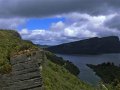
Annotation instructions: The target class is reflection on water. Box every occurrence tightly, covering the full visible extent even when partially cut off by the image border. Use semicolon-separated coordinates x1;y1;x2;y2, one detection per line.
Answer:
56;54;120;86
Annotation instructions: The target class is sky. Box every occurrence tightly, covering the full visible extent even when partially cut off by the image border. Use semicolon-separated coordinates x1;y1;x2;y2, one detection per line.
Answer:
1;0;120;45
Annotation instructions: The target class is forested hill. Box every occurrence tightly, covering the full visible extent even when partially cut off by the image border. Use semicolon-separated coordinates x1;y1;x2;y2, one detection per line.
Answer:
87;62;120;90
47;36;120;54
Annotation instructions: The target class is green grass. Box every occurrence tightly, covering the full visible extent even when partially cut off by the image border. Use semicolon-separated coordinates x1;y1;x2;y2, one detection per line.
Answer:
0;30;115;90
0;30;37;74
42;58;95;90
45;51;80;76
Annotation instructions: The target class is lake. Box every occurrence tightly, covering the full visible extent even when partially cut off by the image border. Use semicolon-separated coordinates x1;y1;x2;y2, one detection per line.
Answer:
56;53;120;86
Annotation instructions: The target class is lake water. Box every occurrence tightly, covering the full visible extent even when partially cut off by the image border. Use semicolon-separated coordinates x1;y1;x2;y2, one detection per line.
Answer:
56;54;120;86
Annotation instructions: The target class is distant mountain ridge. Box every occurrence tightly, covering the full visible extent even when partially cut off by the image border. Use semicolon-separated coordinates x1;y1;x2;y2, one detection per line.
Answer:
36;44;50;48
47;36;120;54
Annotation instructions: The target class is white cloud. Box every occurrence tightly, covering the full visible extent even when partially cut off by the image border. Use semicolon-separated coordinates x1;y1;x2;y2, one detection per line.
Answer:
51;21;65;31
19;12;120;45
19;28;29;35
0;1;120;45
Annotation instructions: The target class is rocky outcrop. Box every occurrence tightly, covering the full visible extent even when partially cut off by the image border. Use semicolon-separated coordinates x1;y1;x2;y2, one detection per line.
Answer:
0;50;43;90
47;36;120;54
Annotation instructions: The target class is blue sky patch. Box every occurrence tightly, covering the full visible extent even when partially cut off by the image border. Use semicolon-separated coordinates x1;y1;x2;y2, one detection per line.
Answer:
18;17;65;30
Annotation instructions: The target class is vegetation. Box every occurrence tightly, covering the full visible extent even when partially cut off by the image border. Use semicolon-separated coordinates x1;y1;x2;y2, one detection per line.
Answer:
87;62;120;90
45;51;80;76
42;57;95;90
1;30;117;90
47;36;120;54
0;30;95;90
0;30;37;74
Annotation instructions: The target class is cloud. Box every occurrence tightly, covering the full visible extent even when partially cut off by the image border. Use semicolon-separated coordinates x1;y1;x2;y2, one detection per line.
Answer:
19;13;120;45
0;0;120;45
105;14;120;30
0;0;120;18
51;21;65;31
0;18;26;29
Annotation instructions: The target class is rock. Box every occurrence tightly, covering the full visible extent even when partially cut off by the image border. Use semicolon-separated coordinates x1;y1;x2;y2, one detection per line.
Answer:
0;50;43;90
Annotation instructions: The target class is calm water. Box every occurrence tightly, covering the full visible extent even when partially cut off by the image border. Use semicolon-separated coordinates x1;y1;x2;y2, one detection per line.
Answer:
56;54;120;86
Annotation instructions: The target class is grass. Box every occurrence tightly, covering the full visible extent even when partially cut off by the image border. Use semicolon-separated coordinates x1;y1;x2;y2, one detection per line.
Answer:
42;58;95;90
0;30;114;90
0;30;37;74
45;51;80;76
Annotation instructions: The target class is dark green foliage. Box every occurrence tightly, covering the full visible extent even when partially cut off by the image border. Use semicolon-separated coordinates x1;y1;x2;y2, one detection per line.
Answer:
42;59;95;90
45;52;64;65
64;60;80;76
47;36;120;54
45;51;80;76
87;62;120;90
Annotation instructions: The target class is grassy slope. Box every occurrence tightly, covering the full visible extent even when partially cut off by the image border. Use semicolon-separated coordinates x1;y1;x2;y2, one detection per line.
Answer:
0;30;96;90
0;30;109;90
0;30;37;74
42;58;95;90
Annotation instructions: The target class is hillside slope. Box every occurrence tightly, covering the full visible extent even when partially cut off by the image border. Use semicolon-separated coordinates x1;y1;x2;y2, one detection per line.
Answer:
42;53;95;90
47;36;120;54
0;30;37;74
87;63;120;90
0;30;97;90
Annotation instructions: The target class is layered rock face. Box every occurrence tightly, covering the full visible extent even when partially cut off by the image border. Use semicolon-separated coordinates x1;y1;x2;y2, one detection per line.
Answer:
0;50;43;90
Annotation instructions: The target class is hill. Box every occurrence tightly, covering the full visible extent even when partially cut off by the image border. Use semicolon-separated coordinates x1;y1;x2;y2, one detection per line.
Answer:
47;36;120;54
0;30;37;74
0;30;96;90
87;62;120;90
42;51;95;90
36;44;50;48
